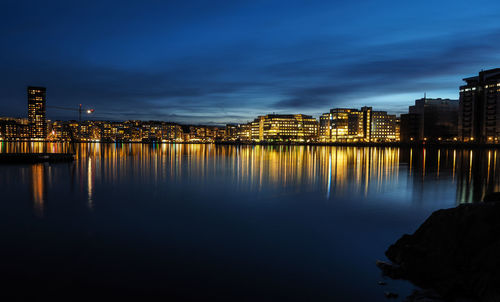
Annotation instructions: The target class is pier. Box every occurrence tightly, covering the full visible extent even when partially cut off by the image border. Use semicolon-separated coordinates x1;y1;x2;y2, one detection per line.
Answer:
0;153;75;163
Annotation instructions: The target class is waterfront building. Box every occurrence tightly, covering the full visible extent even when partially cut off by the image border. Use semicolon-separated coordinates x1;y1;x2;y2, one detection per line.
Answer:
251;114;318;142
237;123;253;141
319;113;331;141
27;86;47;140
162;123;183;142
319;108;370;142
395;117;401;141
318;106;399;142
123;120;143;142
224;124;238;141
0;118;29;140
400;113;420;142
371;111;397;142
329;108;353;142
400;97;458;142
251;120;260;141
459;68;500;143
49;121;68;141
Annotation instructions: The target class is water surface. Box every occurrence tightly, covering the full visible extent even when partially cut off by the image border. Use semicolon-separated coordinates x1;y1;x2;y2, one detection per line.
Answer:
0;143;496;301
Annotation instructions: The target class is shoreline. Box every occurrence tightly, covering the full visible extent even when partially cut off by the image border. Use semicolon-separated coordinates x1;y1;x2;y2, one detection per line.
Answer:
3;140;500;149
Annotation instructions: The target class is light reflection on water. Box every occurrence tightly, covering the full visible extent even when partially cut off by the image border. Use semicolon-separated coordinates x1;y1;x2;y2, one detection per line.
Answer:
0;142;498;300
3;143;497;212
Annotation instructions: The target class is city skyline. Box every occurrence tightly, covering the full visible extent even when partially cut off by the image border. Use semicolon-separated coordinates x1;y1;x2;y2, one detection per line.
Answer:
0;66;493;143
1;1;500;124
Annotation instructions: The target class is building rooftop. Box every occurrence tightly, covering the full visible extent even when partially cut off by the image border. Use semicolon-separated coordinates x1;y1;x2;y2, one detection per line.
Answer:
463;68;500;85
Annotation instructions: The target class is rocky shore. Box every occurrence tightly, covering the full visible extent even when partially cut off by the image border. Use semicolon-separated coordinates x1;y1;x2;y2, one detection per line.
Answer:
378;196;500;302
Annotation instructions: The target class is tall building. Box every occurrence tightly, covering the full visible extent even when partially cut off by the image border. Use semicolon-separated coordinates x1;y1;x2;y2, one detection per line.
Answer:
401;97;458;142
27;86;47;140
459;68;500;143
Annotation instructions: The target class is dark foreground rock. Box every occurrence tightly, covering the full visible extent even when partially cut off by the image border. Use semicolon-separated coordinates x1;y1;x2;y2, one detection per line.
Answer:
379;200;500;302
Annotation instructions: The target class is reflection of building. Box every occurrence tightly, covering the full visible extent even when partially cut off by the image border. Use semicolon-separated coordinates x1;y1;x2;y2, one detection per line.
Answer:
400;97;458;142
30;164;45;217
459;68;500;143
251;114;318;142
27;86;47;140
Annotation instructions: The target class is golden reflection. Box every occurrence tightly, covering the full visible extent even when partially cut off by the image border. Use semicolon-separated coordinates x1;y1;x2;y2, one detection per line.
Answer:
422;148;426;179
437;149;440;178
88;157;94;209
30;164;45;217
488;151;491;185
453;150;456;180
6;143;500;207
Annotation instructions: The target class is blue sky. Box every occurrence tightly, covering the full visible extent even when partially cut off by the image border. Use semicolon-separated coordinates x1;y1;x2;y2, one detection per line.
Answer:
1;0;500;124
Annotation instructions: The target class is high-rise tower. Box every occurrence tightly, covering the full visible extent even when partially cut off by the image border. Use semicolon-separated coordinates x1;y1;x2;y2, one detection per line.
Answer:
27;86;47;140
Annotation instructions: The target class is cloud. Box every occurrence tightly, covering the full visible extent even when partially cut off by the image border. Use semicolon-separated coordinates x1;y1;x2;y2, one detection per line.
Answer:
271;28;500;110
1;4;500;123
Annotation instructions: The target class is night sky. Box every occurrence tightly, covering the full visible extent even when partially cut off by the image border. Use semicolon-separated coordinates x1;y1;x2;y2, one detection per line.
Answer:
1;0;500;124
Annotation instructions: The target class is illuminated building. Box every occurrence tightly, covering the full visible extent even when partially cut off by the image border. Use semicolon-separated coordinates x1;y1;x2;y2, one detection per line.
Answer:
401;97;458;142
395;117;400;141
319;107;377;142
330;109;355;142
371;111;397;142
251;120;260;141
50;121;69;141
319;113;331;141
185;125;224;142
141;121;163;142
236;123;253;141
162;123;183;141
251;114;318;142
124;120;143;142
27;86;47;140
0;118;29;140
459;68;500;143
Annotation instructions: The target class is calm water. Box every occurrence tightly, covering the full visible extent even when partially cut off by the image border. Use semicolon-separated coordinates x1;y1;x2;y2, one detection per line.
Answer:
0;143;497;301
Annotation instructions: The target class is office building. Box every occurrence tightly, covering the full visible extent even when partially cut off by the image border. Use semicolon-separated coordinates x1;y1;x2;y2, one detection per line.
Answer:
400;97;458;142
27;86;47;139
371;111;397;142
251;114;318;142
319;106;397;142
459;68;500;143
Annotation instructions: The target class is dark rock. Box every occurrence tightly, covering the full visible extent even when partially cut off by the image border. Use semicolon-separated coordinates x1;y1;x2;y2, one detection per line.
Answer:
384;291;399;299
376;260;403;279
381;200;500;302
403;289;446;302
